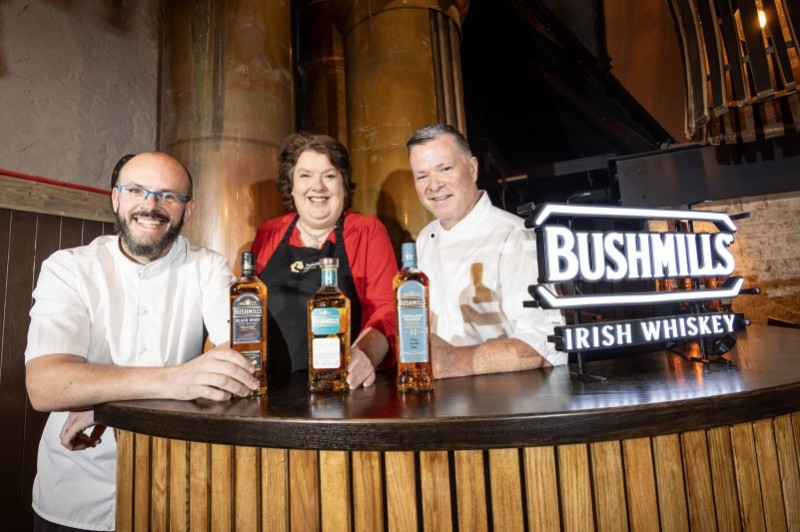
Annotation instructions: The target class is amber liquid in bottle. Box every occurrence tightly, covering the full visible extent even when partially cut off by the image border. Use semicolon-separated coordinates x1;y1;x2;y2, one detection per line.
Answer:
308;257;351;392
394;242;434;392
230;251;268;396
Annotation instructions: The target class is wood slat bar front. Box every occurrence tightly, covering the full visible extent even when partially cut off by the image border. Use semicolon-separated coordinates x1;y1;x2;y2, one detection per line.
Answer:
351;451;383;532
681;430;716;532
99;326;800;531
590;441;627;532
454;450;487;532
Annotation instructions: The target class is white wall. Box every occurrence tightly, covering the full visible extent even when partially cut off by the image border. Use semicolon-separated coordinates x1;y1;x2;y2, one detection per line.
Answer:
0;0;160;190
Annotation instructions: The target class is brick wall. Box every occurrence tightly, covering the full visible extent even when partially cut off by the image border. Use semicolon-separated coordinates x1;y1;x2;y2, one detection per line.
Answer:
700;193;800;325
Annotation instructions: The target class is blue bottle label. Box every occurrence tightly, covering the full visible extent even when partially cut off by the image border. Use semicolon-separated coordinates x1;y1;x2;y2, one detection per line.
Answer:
397;281;429;363
311;307;341;335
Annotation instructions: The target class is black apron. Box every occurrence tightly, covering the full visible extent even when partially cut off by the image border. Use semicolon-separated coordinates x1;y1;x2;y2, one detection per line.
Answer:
259;214;363;373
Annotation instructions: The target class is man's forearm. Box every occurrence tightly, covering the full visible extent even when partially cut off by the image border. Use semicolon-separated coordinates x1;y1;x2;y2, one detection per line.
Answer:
432;336;549;379
26;354;172;412
471;338;550;375
27;347;260;411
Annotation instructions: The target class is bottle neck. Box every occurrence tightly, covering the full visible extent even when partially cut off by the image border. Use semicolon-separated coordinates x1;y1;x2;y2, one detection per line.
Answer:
321;266;338;287
402;260;417;269
241;252;256;276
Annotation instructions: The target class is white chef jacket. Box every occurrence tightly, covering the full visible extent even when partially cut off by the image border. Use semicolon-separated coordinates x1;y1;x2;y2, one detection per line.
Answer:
25;234;234;530
416;192;566;366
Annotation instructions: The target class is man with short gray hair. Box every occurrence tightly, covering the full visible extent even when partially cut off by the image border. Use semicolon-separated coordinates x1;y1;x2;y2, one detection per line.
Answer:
407;124;566;378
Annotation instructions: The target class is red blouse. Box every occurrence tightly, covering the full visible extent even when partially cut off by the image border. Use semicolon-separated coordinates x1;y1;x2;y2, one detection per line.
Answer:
251;211;398;368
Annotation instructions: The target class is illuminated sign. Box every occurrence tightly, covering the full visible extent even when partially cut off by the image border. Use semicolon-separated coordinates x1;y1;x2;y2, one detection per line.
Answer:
523;203;750;355
527;203;743;310
551;312;747;352
539;227;735;282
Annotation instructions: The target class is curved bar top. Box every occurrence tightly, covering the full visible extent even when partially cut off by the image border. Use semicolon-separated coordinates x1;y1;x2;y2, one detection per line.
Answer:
95;325;800;450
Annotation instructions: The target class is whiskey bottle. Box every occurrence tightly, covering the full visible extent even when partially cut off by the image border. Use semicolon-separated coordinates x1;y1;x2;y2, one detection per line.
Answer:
394;242;434;392
308;257;351;392
230;251;268;396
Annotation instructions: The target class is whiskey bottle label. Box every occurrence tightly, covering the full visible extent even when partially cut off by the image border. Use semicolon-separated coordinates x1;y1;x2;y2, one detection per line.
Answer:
241;350;263;371
232;293;264;344
312;337;341;369
397;281;429;363
310;308;341;335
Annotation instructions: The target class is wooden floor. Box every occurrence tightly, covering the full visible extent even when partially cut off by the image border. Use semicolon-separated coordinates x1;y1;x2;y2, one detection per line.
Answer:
116;411;800;531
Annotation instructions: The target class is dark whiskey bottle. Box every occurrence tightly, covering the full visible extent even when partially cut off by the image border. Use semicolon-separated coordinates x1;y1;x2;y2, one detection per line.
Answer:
230;251;268;396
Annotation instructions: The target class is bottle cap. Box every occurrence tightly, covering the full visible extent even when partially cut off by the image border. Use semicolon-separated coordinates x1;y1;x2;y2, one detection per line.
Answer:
320;257;339;268
401;242;417;267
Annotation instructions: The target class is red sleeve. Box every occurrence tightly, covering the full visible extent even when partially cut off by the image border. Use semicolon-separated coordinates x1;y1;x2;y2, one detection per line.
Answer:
342;212;399;369
251;213;295;274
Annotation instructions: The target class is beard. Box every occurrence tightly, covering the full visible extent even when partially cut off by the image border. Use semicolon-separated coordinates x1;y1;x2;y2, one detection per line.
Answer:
114;209;185;261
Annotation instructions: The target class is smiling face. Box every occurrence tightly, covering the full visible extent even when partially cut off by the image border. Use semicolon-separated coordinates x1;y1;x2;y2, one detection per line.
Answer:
111;152;195;263
291;150;346;230
409;134;481;230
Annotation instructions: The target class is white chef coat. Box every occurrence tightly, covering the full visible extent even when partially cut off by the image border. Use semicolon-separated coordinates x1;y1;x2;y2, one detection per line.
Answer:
25;234;234;530
416;192;566;366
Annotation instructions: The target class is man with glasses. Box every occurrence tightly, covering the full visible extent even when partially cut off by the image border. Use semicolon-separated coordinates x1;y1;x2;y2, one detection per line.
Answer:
24;152;259;531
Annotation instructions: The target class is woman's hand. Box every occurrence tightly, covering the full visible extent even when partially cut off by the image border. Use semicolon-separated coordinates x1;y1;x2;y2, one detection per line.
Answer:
347;346;377;388
345;327;388;388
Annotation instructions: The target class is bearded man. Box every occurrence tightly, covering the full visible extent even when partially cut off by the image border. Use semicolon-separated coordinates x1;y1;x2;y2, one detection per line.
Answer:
24;152;259;531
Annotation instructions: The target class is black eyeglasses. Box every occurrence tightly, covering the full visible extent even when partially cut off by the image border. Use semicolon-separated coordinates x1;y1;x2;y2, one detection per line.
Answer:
115;185;191;205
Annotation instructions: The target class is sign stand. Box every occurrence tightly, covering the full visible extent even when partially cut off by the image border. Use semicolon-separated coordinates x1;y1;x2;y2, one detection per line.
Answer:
568;213;607;382
571;304;607;382
522;202;754;381
674;211;757;367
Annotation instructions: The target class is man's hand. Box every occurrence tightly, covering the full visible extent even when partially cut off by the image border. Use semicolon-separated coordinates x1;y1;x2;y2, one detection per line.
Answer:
168;345;260;401
347;346;377;388
61;409;107;451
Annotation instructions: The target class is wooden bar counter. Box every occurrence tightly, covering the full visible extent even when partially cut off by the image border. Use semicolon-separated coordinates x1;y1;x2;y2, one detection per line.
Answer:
96;325;800;530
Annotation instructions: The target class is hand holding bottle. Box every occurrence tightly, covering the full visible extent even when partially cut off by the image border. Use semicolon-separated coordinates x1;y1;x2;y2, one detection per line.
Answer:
167;346;260;401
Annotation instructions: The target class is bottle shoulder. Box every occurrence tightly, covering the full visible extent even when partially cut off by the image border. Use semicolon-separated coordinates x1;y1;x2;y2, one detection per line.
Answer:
394;268;429;284
231;274;267;295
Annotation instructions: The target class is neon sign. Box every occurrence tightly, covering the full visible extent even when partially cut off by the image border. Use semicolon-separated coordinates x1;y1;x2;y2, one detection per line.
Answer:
552;312;746;352
528;204;743;310
525;203;749;354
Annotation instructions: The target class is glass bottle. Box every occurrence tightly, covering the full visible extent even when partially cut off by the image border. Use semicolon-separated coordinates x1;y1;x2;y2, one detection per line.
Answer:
308;257;351;392
394;242;434;392
230;251;268;396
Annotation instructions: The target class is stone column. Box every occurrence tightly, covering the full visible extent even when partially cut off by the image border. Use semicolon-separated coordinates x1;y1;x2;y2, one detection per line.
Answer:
160;0;293;270
333;0;469;244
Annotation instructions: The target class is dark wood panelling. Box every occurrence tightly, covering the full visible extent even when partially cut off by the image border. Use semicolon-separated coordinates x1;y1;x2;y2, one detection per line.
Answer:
83;219;106;243
1;210;39;532
19;214;65;530
61;216;86;250
0;208;114;531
